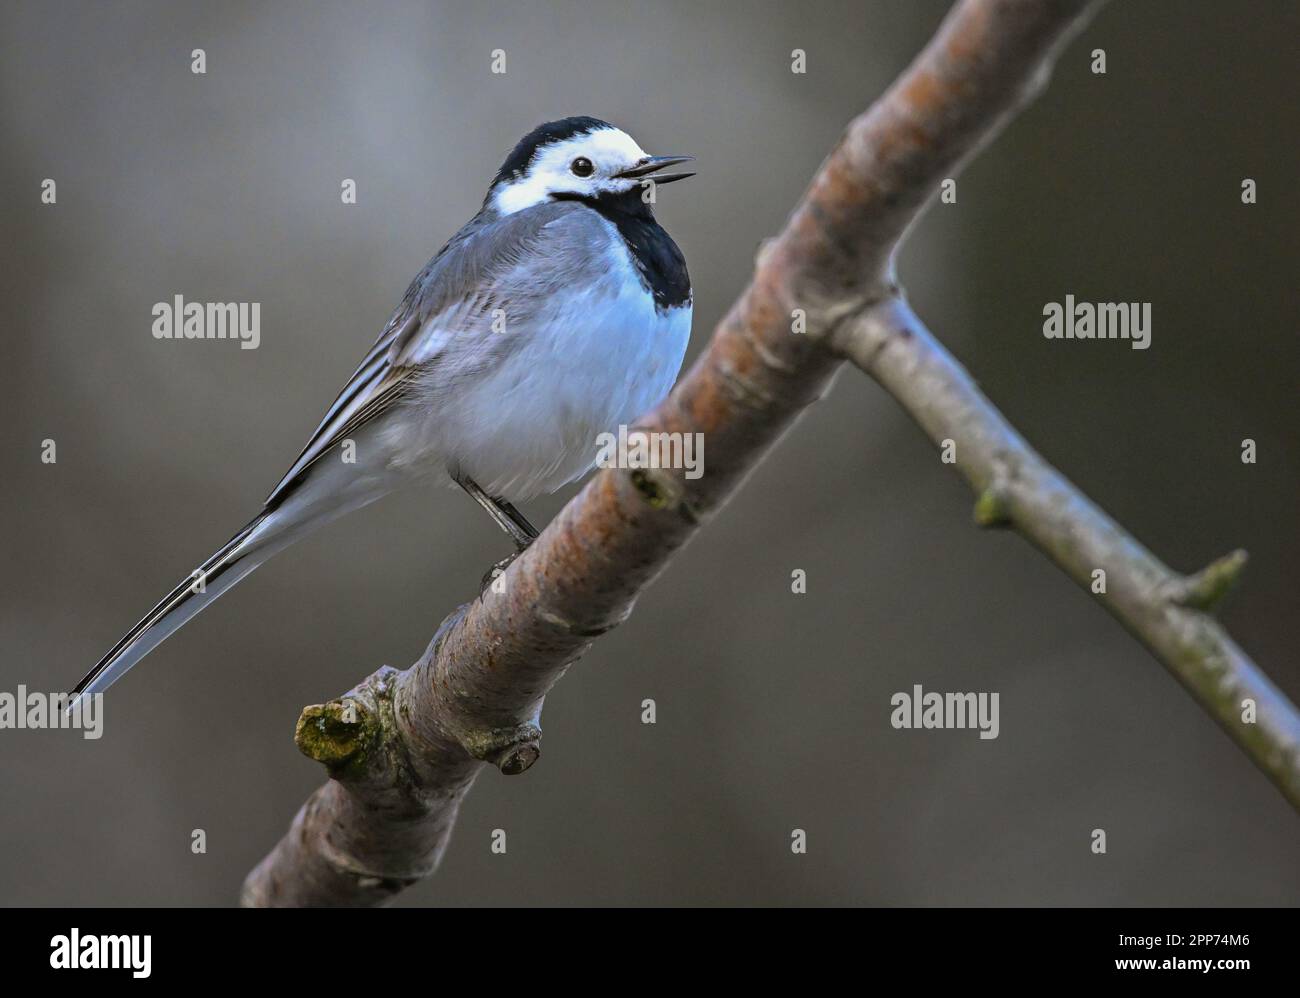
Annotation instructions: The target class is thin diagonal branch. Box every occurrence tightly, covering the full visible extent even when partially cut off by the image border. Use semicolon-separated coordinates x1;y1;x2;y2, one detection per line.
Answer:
245;0;1295;907
831;296;1300;807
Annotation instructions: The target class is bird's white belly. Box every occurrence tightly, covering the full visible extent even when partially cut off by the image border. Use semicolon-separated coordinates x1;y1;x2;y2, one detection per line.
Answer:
386;268;691;502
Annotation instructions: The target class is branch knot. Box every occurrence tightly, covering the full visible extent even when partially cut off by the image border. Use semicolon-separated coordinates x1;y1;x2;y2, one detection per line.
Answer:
459;722;544;776
1168;549;1248;613
972;481;1013;528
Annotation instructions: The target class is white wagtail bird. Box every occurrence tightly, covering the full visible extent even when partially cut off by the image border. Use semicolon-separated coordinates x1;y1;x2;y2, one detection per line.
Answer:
69;116;693;709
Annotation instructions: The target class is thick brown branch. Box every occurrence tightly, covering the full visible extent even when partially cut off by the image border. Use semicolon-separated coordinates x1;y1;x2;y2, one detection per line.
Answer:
242;0;1142;906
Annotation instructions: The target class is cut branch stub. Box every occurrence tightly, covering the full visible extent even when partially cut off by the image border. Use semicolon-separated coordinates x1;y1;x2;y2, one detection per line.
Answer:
293;667;395;776
296;701;368;772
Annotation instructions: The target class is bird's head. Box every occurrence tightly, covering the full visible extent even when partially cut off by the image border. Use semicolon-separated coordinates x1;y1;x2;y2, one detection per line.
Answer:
487;116;693;216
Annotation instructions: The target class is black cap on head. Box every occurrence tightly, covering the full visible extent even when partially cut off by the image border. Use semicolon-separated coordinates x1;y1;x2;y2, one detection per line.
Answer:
491;116;615;188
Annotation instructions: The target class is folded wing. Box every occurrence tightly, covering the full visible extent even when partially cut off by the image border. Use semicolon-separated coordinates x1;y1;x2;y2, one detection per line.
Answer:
263;202;603;509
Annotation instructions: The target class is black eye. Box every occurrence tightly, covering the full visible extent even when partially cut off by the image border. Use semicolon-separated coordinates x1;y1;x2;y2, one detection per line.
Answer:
570;157;594;178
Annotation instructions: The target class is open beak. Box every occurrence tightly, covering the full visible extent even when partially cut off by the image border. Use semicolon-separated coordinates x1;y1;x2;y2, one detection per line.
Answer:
615;155;695;185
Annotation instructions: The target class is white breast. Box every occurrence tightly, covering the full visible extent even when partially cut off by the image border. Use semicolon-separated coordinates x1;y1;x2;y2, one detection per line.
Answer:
389;220;692;502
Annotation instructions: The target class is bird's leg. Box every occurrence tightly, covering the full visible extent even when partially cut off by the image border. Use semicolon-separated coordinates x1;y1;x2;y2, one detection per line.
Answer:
479;502;540;596
494;498;540;549
455;476;538;551
456;476;539;596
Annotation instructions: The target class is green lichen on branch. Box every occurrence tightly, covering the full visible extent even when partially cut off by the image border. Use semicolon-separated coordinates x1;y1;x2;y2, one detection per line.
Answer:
293;667;398;776
295;699;369;773
630;468;673;509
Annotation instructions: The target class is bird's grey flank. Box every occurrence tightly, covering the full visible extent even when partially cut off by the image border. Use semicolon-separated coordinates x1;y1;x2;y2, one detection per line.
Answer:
67;116;694;710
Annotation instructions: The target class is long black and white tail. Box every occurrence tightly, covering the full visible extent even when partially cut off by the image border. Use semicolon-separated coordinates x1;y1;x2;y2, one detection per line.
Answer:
68;425;399;711
67;514;276;710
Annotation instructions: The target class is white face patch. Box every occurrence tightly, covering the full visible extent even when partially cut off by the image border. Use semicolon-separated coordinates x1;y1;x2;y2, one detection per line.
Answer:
492;127;650;215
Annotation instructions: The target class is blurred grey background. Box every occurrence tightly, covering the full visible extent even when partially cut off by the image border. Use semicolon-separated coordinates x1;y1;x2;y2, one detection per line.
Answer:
1;0;1296;906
